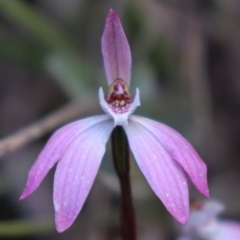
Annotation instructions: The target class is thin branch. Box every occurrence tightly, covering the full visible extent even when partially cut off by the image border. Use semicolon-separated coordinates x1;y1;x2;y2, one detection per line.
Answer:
0;95;99;159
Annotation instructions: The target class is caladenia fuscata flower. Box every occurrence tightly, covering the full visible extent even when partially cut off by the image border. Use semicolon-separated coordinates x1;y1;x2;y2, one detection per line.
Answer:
177;200;240;240
20;9;209;233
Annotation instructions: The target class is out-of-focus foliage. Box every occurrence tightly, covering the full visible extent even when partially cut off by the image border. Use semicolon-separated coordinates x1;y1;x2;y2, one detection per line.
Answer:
0;0;240;239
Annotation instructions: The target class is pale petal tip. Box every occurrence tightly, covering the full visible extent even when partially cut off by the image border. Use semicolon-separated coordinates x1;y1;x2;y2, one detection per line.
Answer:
197;171;210;197
106;9;119;26
55;214;69;233
194;181;210;198
56;224;66;233
134;88;141;107
176;213;189;225
203;187;210;198
108;9;117;18
19;186;32;200
19;193;26;201
180;218;188;225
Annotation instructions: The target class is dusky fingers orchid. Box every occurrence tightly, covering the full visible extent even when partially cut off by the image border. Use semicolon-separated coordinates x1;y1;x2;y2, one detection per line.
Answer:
20;9;209;232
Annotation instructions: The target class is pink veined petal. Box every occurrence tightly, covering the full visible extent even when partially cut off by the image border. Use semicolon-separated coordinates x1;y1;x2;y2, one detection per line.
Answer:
53;120;114;232
130;115;209;197
102;9;131;85
124;121;189;224
20;115;110;200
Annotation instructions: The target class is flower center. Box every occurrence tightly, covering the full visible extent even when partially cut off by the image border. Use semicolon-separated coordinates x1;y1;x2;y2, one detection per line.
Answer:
107;78;132;113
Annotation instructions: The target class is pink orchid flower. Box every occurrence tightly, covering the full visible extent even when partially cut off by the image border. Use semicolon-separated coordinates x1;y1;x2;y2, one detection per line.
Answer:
20;9;209;232
178;200;240;240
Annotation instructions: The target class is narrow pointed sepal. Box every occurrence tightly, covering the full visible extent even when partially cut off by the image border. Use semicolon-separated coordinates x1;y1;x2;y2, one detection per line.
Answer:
102;9;132;85
54;120;114;232
124;120;189;224
130;116;210;198
20;115;111;200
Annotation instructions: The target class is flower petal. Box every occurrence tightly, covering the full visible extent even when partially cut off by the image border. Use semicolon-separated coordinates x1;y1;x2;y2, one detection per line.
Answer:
20;115;111;200
124;121;189;224
53;120;114;232
130;115;209;197
99;87;140;126
102;9;131;85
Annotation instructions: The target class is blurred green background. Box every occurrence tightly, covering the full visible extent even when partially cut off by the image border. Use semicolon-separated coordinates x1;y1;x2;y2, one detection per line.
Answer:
0;0;240;239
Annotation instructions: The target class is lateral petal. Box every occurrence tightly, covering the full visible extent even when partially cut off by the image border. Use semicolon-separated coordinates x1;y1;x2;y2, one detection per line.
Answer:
130;115;209;197
102;9;131;85
54;120;114;232
20;115;110;199
124;121;189;224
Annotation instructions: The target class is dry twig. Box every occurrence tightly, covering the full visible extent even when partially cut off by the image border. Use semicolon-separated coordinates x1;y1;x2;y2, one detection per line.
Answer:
0;96;99;158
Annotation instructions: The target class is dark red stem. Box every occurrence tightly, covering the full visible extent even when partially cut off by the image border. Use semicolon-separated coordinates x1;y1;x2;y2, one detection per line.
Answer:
111;126;136;240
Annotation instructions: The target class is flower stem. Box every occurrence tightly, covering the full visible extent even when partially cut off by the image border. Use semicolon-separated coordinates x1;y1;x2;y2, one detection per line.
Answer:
111;126;136;240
